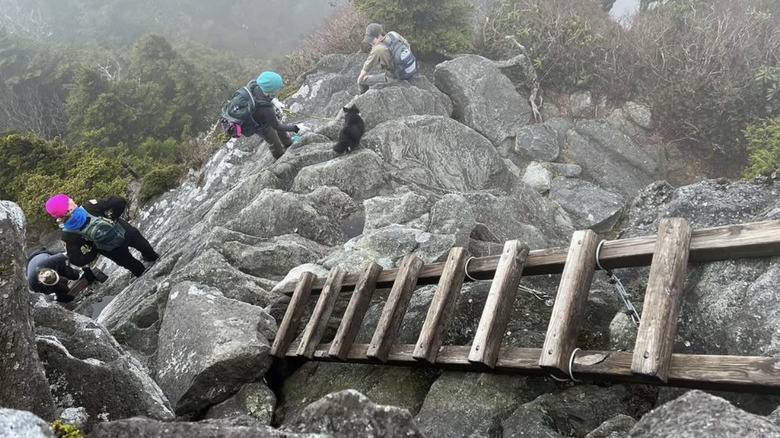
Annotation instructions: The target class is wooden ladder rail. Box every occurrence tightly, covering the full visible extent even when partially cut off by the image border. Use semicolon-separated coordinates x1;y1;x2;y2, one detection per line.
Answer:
281;220;780;295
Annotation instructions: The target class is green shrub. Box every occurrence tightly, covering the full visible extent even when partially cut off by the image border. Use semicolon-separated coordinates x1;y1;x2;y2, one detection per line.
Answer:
139;165;183;202
478;0;618;91
621;0;780;167
352;0;474;55
743;117;780;178
18;147;128;233
51;420;84;438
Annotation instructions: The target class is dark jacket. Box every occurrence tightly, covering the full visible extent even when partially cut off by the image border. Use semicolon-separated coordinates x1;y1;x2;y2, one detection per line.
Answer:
250;87;298;134
25;249;79;295
60;196;128;266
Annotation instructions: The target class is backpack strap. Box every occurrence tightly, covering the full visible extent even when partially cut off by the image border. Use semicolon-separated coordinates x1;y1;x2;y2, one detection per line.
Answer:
243;81;260;126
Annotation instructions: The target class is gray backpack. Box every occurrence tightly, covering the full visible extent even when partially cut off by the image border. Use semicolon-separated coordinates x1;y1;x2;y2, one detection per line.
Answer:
381;33;418;80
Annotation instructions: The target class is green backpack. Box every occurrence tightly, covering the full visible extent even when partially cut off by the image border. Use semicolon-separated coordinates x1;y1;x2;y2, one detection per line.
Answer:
65;212;126;251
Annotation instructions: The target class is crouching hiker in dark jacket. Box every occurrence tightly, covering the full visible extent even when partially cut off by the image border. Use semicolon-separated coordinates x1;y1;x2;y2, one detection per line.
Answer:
25;249;81;303
45;193;159;277
252;71;301;159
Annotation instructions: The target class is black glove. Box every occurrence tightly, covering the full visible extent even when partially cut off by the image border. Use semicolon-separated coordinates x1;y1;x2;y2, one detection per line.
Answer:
293;125;300;133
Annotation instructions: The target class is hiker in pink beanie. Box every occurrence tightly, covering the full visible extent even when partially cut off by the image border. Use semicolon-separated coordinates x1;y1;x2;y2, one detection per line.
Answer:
45;193;72;219
45;194;158;277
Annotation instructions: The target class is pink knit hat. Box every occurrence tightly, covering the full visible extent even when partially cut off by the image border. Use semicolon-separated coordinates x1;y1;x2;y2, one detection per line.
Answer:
45;193;71;218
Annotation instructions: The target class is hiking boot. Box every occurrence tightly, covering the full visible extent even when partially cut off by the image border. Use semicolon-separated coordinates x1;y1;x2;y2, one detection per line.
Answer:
143;252;159;262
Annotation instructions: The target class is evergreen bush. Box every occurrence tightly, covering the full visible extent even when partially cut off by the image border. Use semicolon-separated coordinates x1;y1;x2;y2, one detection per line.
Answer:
352;0;474;55
139;165;183;202
743;117;780;178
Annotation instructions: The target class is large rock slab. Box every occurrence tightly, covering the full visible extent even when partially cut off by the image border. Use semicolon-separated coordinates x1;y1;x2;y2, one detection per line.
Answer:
291;149;387;199
362;115;512;193
363;189;432;231
677;257;780;356
225;187;356;246
219;234;330;279
549;177;625;233
204;382;276;424
625;178;780;235
155;282;277;416
288;390;424;438
464;189;570;248
428;193;477;247
434;54;531;145
96;271;170;360
503;385;637;437
177;248;276;306
0;408;55;438
512;119;569;162
322;224;455;271
415;373;555;437
351;78;453;131
138;135;272;255
90;417;314;438
565;120;661;197
33;301;174;429
277;362;439;426
628;390;780;437
0;201;55;420
286;53;368;123
586;414;636;438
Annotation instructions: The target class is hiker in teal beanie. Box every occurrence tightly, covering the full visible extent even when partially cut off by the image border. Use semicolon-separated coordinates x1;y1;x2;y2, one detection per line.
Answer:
251;71;301;159
257;71;283;93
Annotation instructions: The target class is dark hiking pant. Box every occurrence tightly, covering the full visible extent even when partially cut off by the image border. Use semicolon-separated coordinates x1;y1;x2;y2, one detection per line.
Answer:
101;219;158;277
260;128;293;159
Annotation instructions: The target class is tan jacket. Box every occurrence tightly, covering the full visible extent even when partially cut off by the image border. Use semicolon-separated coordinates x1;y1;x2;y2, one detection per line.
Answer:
360;31;410;77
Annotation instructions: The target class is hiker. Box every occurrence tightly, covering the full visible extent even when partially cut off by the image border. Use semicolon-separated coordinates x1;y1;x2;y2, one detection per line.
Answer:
357;23;418;94
26;249;82;303
251;71;302;159
45;194;159;278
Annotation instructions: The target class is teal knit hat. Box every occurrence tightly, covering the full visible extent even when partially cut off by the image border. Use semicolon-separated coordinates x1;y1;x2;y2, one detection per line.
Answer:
257;71;283;93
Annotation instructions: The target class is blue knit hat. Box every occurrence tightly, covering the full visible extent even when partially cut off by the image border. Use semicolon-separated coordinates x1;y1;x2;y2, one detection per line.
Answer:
257;71;283;93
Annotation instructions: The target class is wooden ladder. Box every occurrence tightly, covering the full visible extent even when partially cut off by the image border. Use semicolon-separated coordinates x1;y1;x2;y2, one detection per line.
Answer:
271;219;780;394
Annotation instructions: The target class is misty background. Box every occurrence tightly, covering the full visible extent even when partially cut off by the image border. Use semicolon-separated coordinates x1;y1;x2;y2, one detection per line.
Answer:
0;0;346;59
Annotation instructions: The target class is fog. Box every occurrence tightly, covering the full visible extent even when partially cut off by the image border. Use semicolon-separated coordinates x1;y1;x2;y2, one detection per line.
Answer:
0;0;346;57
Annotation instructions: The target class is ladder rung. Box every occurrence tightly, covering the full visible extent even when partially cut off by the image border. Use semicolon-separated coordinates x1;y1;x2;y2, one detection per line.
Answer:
413;247;468;363
631;217;692;382
367;254;424;362
328;263;383;360
539;229;599;373
468;240;529;368
295;267;346;359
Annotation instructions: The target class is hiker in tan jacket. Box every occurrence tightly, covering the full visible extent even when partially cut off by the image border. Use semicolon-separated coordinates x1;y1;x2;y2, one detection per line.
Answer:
357;23;414;94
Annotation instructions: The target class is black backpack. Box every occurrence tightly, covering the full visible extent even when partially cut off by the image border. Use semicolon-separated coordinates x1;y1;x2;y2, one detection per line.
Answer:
221;81;260;138
64;212;126;252
381;33;418;80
